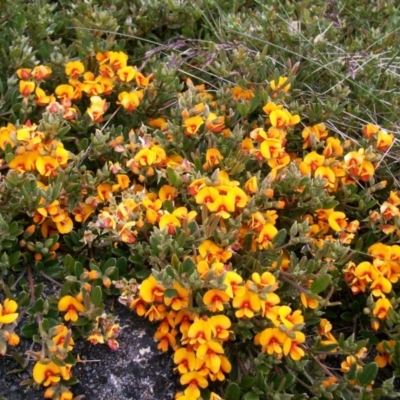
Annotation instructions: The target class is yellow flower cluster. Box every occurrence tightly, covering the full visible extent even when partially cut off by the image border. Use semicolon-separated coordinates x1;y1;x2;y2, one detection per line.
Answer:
0;299;20;356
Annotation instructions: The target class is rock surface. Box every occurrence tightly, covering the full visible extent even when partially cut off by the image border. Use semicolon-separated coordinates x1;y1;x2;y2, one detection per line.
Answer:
0;302;180;400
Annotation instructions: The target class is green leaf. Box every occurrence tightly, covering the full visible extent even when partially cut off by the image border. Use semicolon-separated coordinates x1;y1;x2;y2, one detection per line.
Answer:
272;229;287;247
273;373;295;391
224;382;241;400
90;286;103;307
310;274;331;294
241;375;254;390
135;269;151;280
358;362;378;386
164;288;178;299
243;391;260;400
21;323;38;338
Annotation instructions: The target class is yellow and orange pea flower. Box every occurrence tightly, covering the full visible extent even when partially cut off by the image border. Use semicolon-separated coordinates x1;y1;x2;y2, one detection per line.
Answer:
116;66;136;82
140;275;165;303
65;60;85;79
174;346;196;374
274;306;304;331
117;90;143;112
51;325;74;351
19;80;36;97
270;76;291;92
0;298;19;324
258;327;287;355
180;371;208;398
196;340;225;374
203;148;224;170
256;223;278;249
328;211;347;232
203;289;230;313
35;87;55;106
87;96;108;123
251;271;278;291
223;271;245;298
232;86;254;101
362;123;380;139
163;282;190;311
187;319;212;346
373;297;392;320
374;340;396;368
159;184;178;202
159;214;181;235
376;130;394;152
283;330;306;360
31;65;52;81
340;355;362;373
33;359;72;387
58;295;85;322
183;116;204;136
232;288;261;319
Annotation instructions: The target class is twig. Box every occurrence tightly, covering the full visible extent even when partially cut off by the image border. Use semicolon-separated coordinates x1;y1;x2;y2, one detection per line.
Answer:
39;271;63;288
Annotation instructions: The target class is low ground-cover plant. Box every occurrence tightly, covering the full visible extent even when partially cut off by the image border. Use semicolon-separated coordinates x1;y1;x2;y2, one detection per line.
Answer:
0;1;400;400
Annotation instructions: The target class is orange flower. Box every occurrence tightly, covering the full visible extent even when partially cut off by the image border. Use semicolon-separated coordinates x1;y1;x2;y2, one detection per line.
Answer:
164;282;190;311
65;61;85;79
354;262;379;283
374;340;396;368
187;319;212;346
203;289;230;312
180;371;208;398
33;359;61;386
260;292;281;321
244;176;258;194
204;148;224;170
19;80;35;97
31;65;52;81
35;87;55;106
159;185;178;202
195;186;220;205
183;116;204;136
270;76;291;92
373;297;392;320
117;91;142;112
159;214;181;235
97;183;113;202
87;96;108;122
340;355;362;373
36;156;59;177
51;325;74;350
208;315;231;341
174;346;196;374
376;130;394;152
8;152;38;173
328;211;347;232
256;224;278;249
140;276;165;303
154;329;176;352
251;272;278;291
55;214;73;234
370;276;392;297
0;298;19;324
232;288;261;318
207;192;236;219
116;66;136;82
275;306;304;330
196;340;225;373
223;271;245;298
58;295;85;322
283;331;305;360
16;68;31;80
260;138;282;159
258;327;287;355
362;123;380;138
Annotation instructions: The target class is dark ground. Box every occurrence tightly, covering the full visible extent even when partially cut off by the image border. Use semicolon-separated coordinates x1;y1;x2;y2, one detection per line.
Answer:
0;302;180;400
